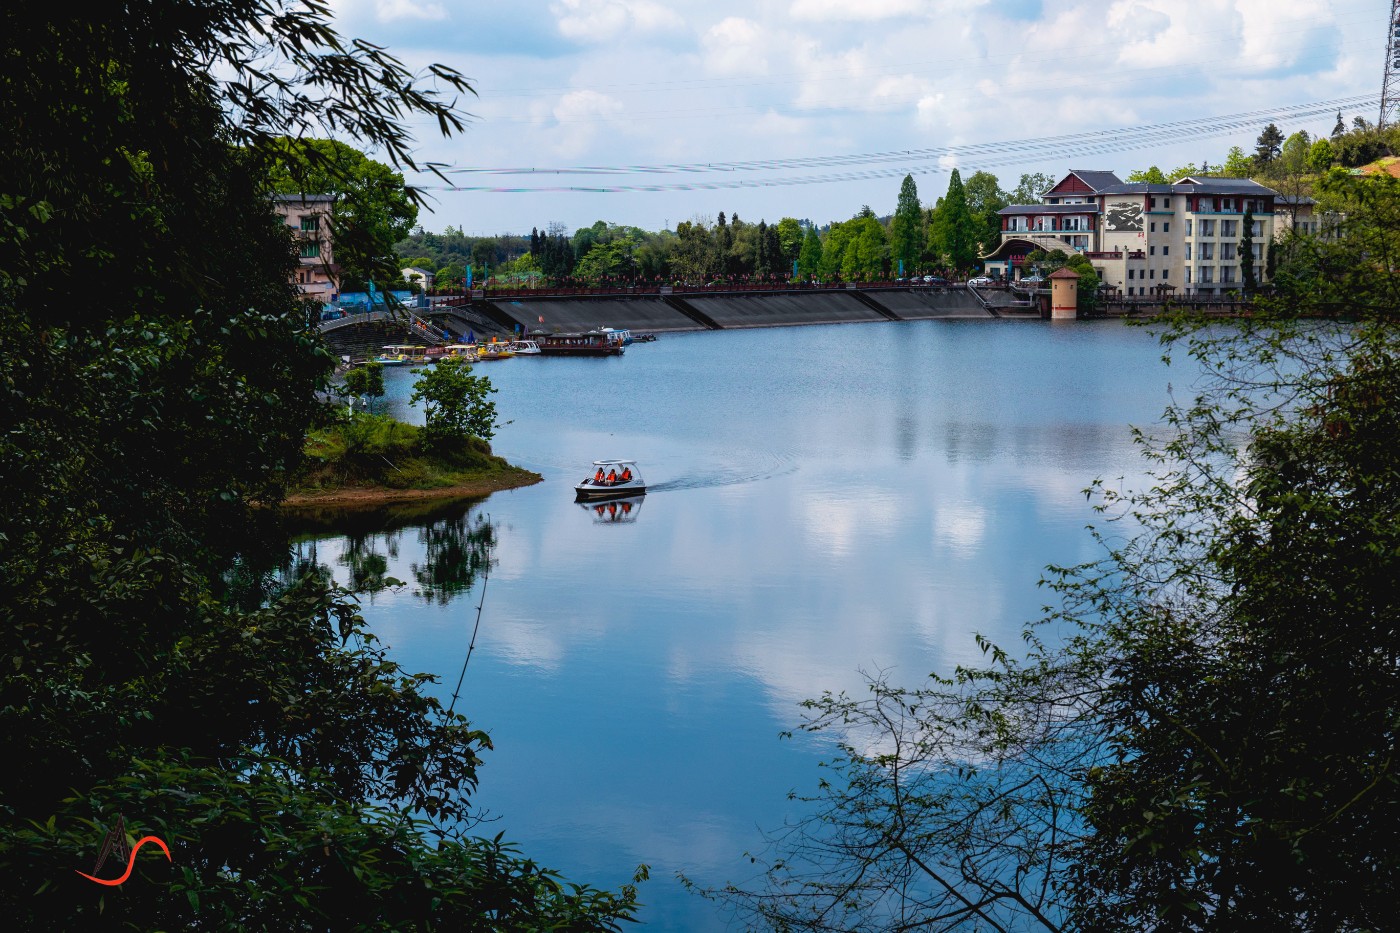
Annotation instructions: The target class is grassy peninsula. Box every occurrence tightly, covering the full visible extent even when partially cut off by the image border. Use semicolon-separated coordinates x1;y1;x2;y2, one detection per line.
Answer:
286;411;540;507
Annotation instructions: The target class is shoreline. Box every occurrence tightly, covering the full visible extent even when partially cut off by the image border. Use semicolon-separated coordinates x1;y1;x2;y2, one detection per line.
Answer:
281;469;542;509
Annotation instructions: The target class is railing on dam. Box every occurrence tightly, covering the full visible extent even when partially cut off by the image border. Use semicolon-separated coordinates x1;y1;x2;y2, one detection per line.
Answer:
425;280;968;301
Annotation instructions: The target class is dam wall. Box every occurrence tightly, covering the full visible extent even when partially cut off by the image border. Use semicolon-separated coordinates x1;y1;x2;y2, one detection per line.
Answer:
475;287;994;334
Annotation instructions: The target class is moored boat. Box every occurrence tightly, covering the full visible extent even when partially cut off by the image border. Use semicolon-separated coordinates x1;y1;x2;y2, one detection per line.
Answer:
539;331;624;356
374;344;430;366
575;460;645;500
476;337;515;361
509;339;541;355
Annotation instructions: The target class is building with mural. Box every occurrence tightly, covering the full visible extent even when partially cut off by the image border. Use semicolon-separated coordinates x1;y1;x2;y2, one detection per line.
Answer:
980;170;1300;296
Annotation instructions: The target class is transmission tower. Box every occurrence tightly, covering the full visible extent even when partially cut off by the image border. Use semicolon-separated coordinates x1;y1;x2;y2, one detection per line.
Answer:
1383;0;1400;129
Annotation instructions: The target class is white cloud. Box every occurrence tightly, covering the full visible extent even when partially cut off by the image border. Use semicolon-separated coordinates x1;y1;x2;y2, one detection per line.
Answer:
374;0;447;22
552;0;685;43
702;17;768;75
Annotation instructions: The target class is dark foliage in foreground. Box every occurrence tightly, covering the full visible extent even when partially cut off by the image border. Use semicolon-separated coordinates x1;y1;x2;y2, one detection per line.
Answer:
0;1;638;927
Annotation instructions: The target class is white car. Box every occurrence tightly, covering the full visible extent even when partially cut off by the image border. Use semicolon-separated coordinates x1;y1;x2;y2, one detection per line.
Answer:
968;276;994;286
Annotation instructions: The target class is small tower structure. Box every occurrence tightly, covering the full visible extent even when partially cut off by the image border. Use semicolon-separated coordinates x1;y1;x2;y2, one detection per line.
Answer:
1382;0;1400;130
1048;267;1080;320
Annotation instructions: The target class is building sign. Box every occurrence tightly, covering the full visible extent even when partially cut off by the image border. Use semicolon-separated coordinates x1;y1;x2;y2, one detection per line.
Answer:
1104;201;1144;232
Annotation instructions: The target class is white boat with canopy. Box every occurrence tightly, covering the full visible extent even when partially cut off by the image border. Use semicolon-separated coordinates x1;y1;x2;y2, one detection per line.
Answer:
574;459;646;500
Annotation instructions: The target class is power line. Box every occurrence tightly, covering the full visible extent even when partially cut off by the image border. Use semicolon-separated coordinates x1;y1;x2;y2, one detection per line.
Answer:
412;95;1377;193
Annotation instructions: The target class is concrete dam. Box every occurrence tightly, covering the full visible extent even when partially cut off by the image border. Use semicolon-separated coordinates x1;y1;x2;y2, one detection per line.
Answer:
477;286;998;335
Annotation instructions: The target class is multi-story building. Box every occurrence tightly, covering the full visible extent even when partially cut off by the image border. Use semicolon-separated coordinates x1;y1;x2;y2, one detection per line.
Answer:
272;193;337;304
981;170;1280;296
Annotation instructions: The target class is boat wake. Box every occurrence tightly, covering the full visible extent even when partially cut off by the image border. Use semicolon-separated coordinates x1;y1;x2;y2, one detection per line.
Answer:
646;450;798;493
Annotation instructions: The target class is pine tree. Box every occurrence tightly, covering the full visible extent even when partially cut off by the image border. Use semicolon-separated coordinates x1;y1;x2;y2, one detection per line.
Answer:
1332;110;1346;140
935;170;977;275
890;174;923;275
1255;124;1285;165
797;226;823;278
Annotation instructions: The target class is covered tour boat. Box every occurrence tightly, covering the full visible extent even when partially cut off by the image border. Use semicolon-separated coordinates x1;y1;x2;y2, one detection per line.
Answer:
539;331;625;356
575;460;646;500
375;344;430;366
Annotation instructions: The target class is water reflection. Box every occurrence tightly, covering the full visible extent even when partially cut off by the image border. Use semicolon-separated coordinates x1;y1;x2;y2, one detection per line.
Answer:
285;499;496;603
578;495;645;524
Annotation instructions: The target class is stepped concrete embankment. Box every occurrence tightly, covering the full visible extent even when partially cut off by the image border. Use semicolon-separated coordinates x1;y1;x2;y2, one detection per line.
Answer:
476;287;994;334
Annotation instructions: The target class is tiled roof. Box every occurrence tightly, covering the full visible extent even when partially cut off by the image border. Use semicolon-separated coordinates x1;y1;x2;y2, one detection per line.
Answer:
1173;176;1277;194
1068;170;1124;191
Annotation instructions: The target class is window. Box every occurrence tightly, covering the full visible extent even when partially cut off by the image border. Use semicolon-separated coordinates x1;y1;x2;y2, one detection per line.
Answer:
1164;222;1170;233
1162;269;1169;280
1186;243;1192;260
1150;245;1156;255
1201;266;1214;283
1199;242;1214;261
1163;246;1170;256
1150;222;1156;232
1128;269;1135;280
1186;267;1192;283
299;215;319;232
1222;198;1234;212
1222;267;1236;284
1149;269;1156;279
1221;220;1238;238
1186;219;1193;236
1252;221;1262;236
1200;219;1216;237
299;240;320;259
1220;243;1236;261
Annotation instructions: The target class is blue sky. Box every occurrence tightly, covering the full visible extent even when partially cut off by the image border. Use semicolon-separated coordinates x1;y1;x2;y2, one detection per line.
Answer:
325;0;1389;235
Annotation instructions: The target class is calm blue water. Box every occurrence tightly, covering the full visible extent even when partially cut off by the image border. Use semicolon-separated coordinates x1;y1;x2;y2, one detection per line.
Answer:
297;320;1184;929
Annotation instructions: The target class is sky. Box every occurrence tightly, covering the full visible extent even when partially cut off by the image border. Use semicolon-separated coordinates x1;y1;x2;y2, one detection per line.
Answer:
324;0;1390;235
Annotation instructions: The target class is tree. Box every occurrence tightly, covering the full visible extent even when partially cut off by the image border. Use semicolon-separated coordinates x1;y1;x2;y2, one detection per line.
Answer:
962;170;1008;256
797;226;823;278
1307;138;1336;173
934;170;978;275
342;360;386;412
0;1;638;927
1126;166;1168;183
706;170;1400;933
776;217;804;269
1240;208;1257;293
268;138;419;290
411;358;501;445
890;174;924;275
1332;109;1346;139
1254;122;1285;165
1009;172;1054;205
1223;145;1255;178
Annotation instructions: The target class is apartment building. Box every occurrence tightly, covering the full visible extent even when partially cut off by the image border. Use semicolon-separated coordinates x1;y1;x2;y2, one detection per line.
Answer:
981;170;1279;296
272;193;337;304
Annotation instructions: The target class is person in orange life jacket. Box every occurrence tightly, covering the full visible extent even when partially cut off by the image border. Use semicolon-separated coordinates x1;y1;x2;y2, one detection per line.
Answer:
606;469;617;484
594;467;604;484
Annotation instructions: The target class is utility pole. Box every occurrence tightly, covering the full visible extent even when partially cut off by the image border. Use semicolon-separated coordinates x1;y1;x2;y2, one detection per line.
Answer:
1382;0;1400;129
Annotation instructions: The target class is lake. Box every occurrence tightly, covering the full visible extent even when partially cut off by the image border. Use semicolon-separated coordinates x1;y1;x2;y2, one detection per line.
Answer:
294;319;1183;929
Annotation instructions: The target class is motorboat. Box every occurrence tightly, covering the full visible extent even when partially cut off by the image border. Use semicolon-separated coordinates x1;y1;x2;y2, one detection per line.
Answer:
509;339;541;355
575;459;646;500
578;495;644;524
599;327;633;347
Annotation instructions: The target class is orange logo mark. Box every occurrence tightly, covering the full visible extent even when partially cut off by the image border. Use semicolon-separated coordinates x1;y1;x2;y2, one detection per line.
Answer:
76;816;171;886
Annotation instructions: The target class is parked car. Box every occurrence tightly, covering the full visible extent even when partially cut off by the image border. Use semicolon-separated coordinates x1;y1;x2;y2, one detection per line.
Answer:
968;276;994;286
923;275;949;286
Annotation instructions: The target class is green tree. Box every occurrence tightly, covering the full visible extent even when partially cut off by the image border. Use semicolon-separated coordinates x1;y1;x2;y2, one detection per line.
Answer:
962;170;1008;256
1223;145;1255;178
1126;166;1168;183
934;169;977;275
342;360;386;413
1254;122;1285;165
411;358;500;445
776;217;804;269
1009;171;1054;205
0;1;638;928
797;225;823;278
1307;138;1336;173
269;138;420;289
890;174;924;275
